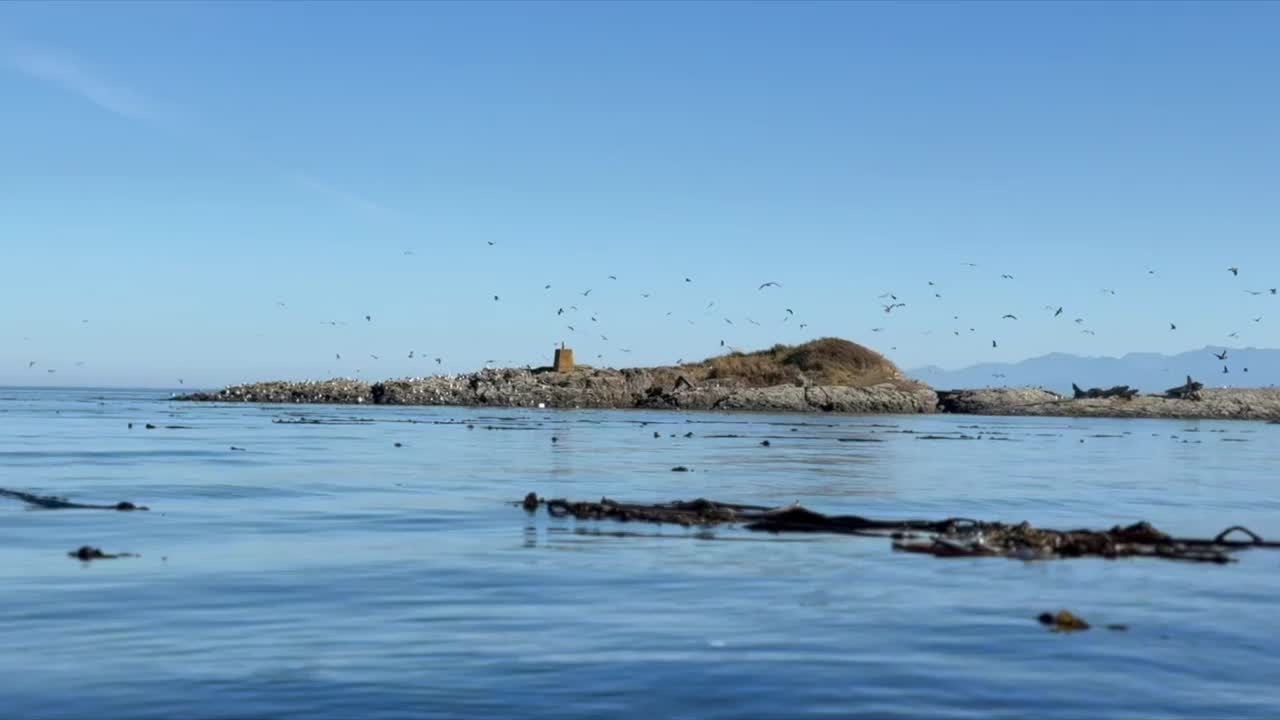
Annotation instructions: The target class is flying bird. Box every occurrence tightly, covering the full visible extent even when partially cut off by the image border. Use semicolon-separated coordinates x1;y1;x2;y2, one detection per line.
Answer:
1001;314;1018;320
758;281;782;290
1101;289;1117;295
1081;330;1096;336
544;284;552;290
1246;290;1265;296
1001;274;1014;280
1228;332;1240;339
27;361;36;368
1228;267;1239;276
557;308;564;315
724;318;734;325
1223;365;1230;374
992;340;998;348
487;241;495;246
370;354;380;360
493;295;500;301
882;303;906;314
365;315;372;322
785;308;794;315
1169;323;1177;330
608;275;617;280
684;277;692;283
435;358;442;364
582;289;592;297
1213;350;1228;360
871;327;884;332
1054;307;1063;317
1253;317;1263;323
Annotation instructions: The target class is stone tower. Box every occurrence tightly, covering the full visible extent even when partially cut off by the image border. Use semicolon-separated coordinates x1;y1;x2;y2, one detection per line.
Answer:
553;344;575;373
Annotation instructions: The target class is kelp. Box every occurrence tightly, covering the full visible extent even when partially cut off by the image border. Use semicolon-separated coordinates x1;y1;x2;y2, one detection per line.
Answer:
520;494;1277;563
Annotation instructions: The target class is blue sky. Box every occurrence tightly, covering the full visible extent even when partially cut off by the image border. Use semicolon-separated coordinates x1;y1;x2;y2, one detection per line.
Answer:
2;1;1278;387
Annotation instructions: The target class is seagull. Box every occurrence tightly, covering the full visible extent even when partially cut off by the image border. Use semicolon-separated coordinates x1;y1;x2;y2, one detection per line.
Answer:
878;292;897;300
1001;274;1013;280
582;289;592;297
487;241;495;246
27;361;36;368
544;284;552;290
1228;332;1240;339
641;293;651;298
557;308;564;315
1253;317;1263;323
758;281;782;290
1054;307;1063;317
871;327;884;332
799;323;808;329
608;275;617;280
882;303;906;314
992;340;998;348
1074;318;1085;324
1228;267;1239;276
1002;314;1018;320
493;295;500;302
601;334;608;341
1170;323;1177;330
177;378;184;385
567;325;576;332
785;308;794;315
684;277;692;283
1246;290;1265;296
435;358;442;364
365;315;372;322
370;354;380;360
336;354;341;360
620;348;632;353
1213;350;1228;360
408;351;415;359
748;318;761;326
964;262;978;267
1223;365;1230;374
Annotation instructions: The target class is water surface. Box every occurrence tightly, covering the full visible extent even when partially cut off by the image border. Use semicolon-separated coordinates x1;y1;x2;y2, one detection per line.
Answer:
2;387;1278;719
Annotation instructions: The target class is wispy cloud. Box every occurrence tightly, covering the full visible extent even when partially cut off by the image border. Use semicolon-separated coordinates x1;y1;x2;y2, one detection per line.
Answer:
8;45;401;222
289;172;401;221
9;47;168;123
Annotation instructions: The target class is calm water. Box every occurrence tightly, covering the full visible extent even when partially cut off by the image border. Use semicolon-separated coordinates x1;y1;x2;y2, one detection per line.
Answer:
2;387;1278;719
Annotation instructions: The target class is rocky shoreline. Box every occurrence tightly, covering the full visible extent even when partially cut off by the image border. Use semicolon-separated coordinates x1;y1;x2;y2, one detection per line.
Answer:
174;370;1280;420
174;367;939;415
936;387;1280;421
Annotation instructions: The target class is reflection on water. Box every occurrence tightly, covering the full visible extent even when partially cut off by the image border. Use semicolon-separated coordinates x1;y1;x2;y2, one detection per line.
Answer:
1;387;1279;719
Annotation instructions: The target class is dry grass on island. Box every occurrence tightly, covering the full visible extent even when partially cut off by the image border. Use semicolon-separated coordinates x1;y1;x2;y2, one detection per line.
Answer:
680;337;918;390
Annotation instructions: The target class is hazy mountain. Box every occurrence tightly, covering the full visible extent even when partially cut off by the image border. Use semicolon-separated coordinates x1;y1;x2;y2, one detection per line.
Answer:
909;347;1280;394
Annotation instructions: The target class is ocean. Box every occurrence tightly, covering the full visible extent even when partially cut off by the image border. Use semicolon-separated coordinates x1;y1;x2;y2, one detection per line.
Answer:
2;386;1278;719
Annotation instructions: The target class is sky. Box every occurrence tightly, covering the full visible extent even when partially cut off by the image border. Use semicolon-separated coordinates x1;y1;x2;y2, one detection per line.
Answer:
1;1;1278;388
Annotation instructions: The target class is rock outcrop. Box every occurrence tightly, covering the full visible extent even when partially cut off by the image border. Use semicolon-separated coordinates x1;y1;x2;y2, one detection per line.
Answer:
937;386;1280;421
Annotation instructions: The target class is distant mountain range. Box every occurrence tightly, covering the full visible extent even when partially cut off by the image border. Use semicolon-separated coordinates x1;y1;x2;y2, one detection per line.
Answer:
909;347;1280;394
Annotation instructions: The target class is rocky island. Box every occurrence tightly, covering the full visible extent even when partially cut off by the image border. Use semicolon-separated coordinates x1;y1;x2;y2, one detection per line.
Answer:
176;338;938;414
176;338;1280;421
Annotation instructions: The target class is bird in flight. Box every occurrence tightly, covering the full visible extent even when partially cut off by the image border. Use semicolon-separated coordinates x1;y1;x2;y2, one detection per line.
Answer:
1228;332;1240;339
335;354;341;360
785;308;794;315
964;262;978;268
799;323;808;329
758;281;782;290
1246;290;1265;296
724;318;734;325
408;351;415;359
684;277;693;283
882;303;906;314
1001;314;1018;320
1001;274;1014;280
27;361;36;368
1228;266;1239;276
435;357;442;364
992;340;998;348
878;292;898;300
1169;323;1177;330
1101;289;1117;295
1253;317;1263;323
1081;330;1096;336
1054;307;1063;317
1074;318;1085;324
493;295;500;302
365;315;372;322
871;327;884;332
747;318;760;326
567;325;575;332
557;308;564;315
487;241;496;246
1213;350;1228;360
544;284;552;290
370;354;380;360
582;289;592;297
1223;365;1230;374
640;293;651;299
608;275;617;280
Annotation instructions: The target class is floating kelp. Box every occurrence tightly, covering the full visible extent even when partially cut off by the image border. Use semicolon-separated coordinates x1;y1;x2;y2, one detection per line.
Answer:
519;494;1277;563
1;488;149;511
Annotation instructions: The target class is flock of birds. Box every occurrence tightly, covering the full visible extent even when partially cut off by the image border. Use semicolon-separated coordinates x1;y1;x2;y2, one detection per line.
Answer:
13;252;1276;384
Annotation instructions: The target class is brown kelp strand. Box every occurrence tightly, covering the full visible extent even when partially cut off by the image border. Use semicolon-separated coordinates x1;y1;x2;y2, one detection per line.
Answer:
519;494;1278;563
